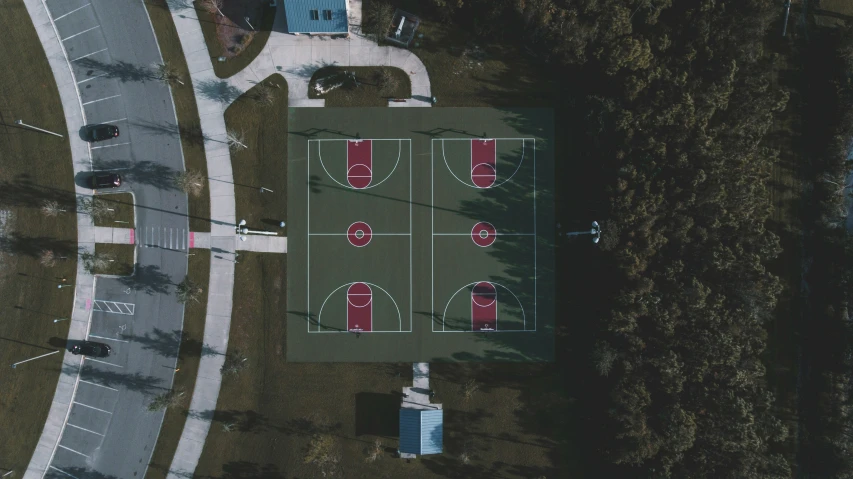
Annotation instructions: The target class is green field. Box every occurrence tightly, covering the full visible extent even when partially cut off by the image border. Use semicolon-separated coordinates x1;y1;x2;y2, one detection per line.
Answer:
287;108;554;362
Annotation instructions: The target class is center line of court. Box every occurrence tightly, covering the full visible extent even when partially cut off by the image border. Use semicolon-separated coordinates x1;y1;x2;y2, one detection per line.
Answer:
61;25;100;42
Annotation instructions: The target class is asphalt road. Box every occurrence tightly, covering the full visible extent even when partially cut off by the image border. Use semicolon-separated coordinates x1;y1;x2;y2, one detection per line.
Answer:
41;0;190;478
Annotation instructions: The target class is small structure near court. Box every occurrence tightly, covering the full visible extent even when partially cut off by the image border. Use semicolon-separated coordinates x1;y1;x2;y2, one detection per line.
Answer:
386;9;420;48
399;363;442;458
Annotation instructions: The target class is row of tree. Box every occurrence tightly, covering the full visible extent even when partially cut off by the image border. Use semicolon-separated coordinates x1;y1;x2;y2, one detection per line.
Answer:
427;0;793;476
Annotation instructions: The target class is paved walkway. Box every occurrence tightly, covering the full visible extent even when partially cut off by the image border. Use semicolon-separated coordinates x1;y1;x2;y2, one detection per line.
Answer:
90;227;287;253
165;2;431;477
22;0;97;476
402;363;441;410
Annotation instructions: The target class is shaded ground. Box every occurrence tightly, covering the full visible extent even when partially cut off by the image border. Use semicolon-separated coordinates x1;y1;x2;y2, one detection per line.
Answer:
0;1;77;473
144;0;212;232
146;250;211;479
94;243;135;276
195;0;276;78
308;66;412;106
223;74;288;227
93;192;135;227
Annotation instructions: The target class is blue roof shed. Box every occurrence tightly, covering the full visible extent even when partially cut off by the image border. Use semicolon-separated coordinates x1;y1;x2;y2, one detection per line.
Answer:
399;408;443;455
284;0;348;34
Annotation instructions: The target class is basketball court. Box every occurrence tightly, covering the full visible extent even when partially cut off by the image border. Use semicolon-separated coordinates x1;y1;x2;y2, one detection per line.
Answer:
288;108;554;362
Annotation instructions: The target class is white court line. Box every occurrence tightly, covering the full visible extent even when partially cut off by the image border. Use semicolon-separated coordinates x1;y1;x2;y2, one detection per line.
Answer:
66;423;105;436
307;141;311;332
49;465;81;479
533;138;536;331
78;379;117;391
70;47;107;62
61;25;100;41
73;401;112;414
431;139;436;331
77;72;108;84
90;142;130;150
433;233;535;236
437;137;532;141
87;334;129;343
84;357;123;368
309;138;411;142
82;94;121;106
53;3;91;21
58;444;90;458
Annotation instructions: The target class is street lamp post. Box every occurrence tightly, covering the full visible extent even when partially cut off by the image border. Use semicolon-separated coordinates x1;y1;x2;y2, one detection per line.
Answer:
11;350;59;368
15;119;63;137
565;221;601;243
54;318;68;323
245;16;255;31
57;284;72;289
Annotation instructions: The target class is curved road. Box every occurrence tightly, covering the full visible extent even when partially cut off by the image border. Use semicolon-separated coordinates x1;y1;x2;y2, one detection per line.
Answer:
36;0;189;478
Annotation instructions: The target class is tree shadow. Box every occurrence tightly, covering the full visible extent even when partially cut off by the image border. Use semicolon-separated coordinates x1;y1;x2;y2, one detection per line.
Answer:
73;363;166;395
211;409;281;434
76;58;156;83
132;119;215;148
0;233;75;258
195;461;286;479
288;127;357;139
43;466;120;479
117;264;173;295
0;174;76;209
284;60;337;80
195;79;244;104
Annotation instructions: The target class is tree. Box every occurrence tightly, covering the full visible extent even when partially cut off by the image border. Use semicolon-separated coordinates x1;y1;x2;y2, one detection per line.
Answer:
226;129;248;152
79;197;114;221
221;350;248;375
304;433;341;477
591;341;618;377
147;388;185;411
461;379;478;402
41;200;65;217
80;251;115;275
39;250;57;268
199;0;224;17
364;439;383;463
253;84;276;107
174;170;205;197
221;421;237;432
155;61;185;86
374;68;399;96
363;1;394;44
175;276;203;304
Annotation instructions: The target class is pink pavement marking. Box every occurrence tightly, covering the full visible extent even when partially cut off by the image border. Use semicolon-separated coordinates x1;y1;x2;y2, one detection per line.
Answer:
189;232;195;248
86;299;92;311
129;229;135;244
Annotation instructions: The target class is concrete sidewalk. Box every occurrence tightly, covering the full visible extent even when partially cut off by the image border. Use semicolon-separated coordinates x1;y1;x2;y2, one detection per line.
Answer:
22;0;97;477
90;227;287;253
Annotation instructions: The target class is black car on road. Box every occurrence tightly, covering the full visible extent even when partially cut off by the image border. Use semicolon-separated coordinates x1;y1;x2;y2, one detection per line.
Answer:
71;341;112;358
88;124;119;142
90;173;122;189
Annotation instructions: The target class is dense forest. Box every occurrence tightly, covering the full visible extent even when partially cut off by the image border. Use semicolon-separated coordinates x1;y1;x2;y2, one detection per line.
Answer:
431;0;809;477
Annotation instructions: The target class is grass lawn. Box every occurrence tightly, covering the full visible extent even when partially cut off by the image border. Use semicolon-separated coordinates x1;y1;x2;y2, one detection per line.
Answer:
196;1;276;79
146;250;211;479
224;74;288;227
93;192;135;227
308;66;411;106
0;0;77;473
144;0;211;232
93;243;135;276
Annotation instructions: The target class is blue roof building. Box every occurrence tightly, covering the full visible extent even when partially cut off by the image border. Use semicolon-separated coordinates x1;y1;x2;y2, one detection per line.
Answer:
399;408;443;455
283;0;348;34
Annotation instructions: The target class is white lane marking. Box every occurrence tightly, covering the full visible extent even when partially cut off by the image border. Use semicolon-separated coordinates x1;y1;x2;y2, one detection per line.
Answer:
84;357;123;368
92;300;134;315
70;47;107;62
77;72;108;84
49;466;81;479
82;94;121;106
53;3;91;21
97;117;126;125
89;142;130;150
66;423;105;436
87;334;129;343
61;25;100;42
58;444;90;458
73;401;112;414
78;379;118;391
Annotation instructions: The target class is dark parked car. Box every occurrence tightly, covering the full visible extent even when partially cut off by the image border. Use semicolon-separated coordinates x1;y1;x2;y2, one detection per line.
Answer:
71;341;112;358
88;124;119;142
90;173;122;189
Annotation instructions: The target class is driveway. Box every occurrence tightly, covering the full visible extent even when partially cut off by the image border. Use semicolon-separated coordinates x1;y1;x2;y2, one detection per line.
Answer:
38;0;190;477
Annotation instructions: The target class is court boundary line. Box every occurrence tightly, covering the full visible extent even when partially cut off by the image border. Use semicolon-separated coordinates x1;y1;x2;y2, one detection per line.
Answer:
314;138;405;191
307;138;412;333
441;281;526;333
438;138;530;190
431;137;538;332
316;281;404;333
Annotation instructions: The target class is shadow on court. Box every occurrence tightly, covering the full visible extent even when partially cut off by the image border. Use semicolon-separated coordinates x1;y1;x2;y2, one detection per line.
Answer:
355;392;400;437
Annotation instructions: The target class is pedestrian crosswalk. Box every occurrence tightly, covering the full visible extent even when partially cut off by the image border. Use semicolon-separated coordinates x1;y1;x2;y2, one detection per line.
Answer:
140;226;189;251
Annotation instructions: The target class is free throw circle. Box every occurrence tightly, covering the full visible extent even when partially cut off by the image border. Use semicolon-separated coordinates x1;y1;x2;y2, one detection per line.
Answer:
471;163;496;188
347;164;372;189
347;221;372;247
472;282;497;307
471;222;496;247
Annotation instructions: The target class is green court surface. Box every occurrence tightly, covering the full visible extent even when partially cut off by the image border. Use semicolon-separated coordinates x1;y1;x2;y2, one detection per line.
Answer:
287;108;554;362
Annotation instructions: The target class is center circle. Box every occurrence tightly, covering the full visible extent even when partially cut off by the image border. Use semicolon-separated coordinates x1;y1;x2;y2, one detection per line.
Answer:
471;221;497;247
347;221;372;247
